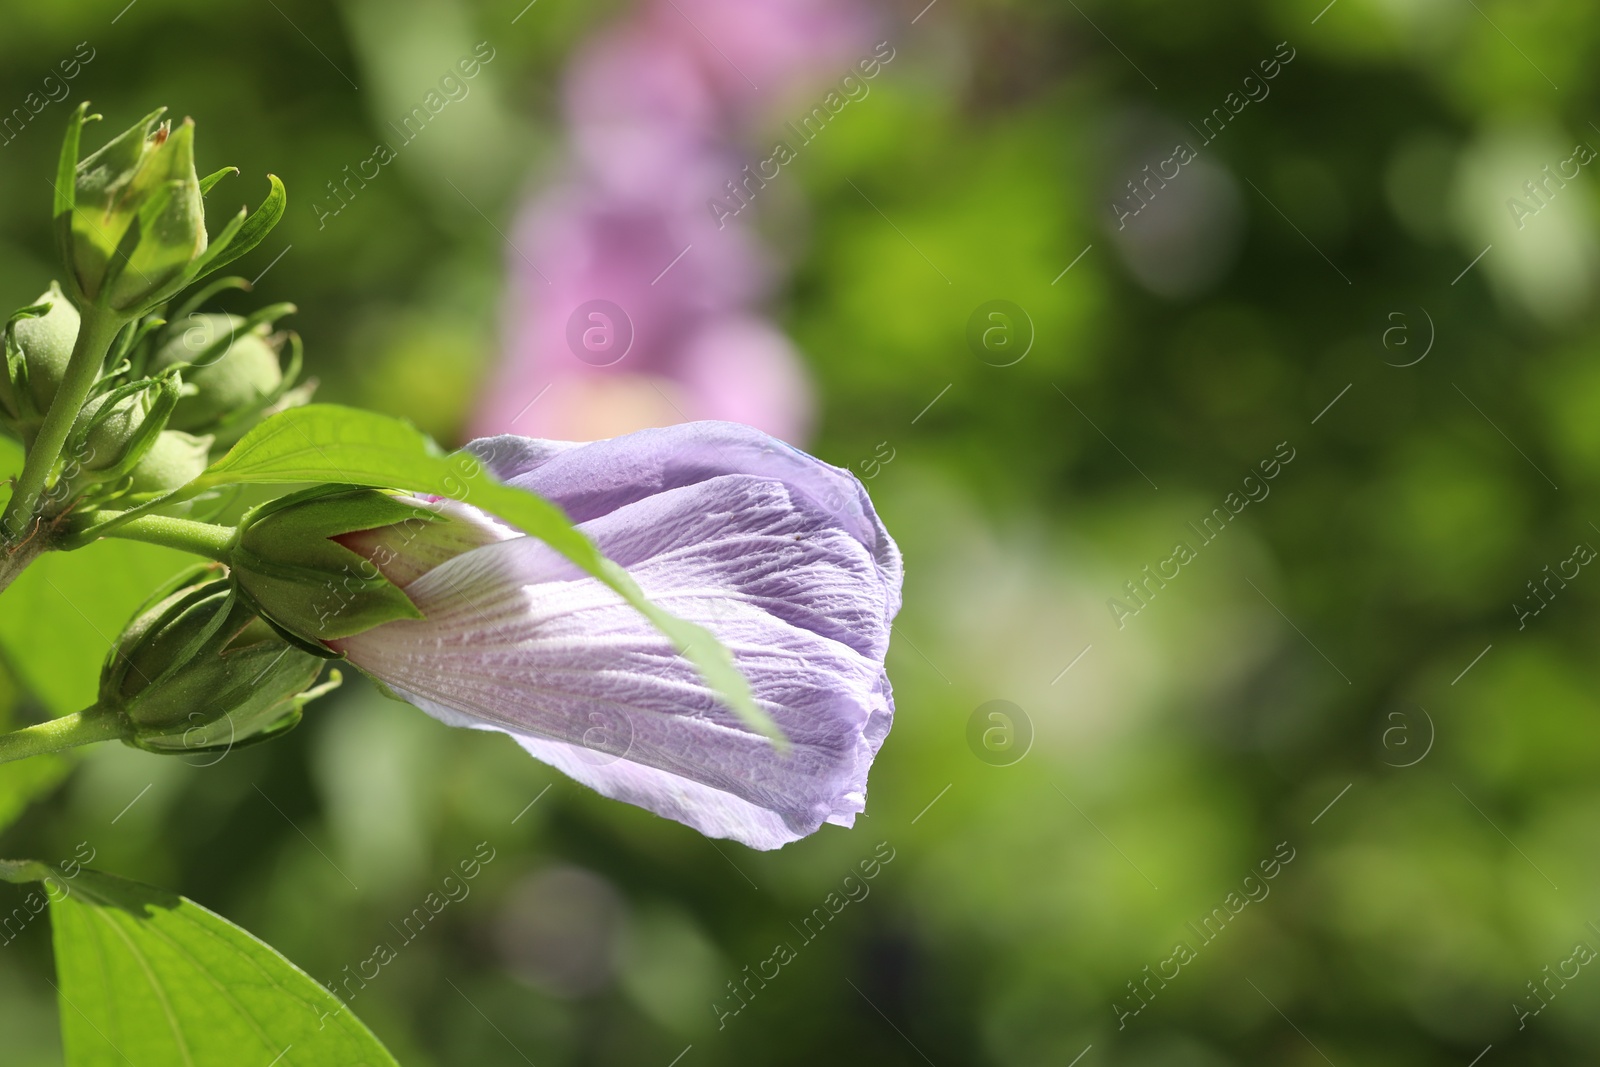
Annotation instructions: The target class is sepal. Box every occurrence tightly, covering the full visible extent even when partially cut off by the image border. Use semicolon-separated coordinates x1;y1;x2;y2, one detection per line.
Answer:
229;486;440;643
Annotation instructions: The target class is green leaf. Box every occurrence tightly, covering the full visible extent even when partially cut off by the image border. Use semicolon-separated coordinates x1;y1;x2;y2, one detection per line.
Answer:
49;867;398;1066
161;404;778;742
0;538;190;715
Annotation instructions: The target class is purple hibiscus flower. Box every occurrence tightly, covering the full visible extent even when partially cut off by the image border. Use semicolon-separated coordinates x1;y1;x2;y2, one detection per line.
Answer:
327;422;901;850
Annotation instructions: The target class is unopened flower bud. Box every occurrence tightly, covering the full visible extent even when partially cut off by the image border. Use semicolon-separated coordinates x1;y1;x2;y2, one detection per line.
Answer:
56;374;182;508
127;429;213;496
230;486;511;645
70;110;206;311
0;283;80;432
73;390;149;472
101;566;337;753
152;313;288;432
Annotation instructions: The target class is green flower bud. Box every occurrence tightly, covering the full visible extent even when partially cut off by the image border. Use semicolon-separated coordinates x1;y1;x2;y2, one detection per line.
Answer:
152;313;286;432
57;374;182;509
128;430;213;496
70;110;206;312
0;283;81;430
73;390;150;472
101;566;338;753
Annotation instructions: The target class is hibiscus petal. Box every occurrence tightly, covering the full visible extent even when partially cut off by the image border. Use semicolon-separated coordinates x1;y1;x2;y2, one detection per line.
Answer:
466;421;901;618
332;469;897;850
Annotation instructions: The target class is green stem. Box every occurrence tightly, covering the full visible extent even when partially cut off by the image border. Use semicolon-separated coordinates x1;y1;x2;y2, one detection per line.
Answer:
0;308;124;540
0;707;129;766
100;514;235;561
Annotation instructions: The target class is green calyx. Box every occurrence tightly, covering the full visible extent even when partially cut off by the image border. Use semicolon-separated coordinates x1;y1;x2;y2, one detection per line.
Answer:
101;565;338;754
56;104;288;321
70;109;206;312
230;486;442;647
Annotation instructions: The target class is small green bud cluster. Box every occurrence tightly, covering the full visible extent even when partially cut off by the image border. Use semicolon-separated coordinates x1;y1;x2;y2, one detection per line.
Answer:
6;295;313;518
0;106;305;524
0;104;347;755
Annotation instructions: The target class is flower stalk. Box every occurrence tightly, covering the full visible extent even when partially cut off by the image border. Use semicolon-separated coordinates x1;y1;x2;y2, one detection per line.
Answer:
0;707;129;766
98;514;235;561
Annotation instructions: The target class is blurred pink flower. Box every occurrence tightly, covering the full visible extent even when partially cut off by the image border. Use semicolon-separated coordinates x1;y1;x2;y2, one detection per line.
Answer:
659;0;872;108
471;0;877;447
563;26;722;201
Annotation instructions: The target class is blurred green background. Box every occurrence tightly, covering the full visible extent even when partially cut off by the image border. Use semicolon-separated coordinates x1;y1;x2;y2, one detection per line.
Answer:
3;0;1600;1063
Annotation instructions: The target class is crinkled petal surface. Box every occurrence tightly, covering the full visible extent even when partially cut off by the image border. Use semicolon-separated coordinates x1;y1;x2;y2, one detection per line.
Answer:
468;421;900;618
334;423;901;850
